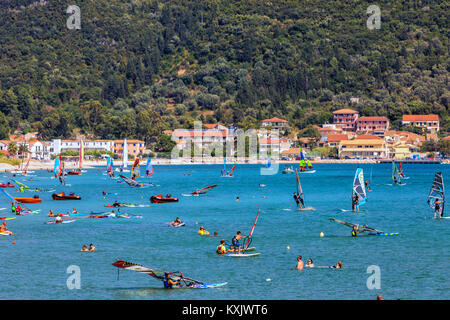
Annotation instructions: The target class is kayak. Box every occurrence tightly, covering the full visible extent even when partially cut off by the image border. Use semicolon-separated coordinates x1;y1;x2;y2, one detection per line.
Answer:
52;193;81;200
104;203;150;208
0;232;14;236
14;197;42;203
150;195;179;203
67;170;82;175
43;220;76;224
0;217;16;221
179;282;228;289
0;183;14;188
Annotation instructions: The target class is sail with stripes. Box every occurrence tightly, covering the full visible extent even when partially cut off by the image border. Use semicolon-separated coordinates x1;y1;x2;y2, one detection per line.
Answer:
243;209;260;250
427;172;445;217
79;140;84;169
392;161;402;184
146;157;153;177
352;168;367;206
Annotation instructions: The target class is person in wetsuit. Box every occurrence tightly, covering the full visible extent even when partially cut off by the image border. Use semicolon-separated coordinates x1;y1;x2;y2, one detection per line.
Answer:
434;198;443;218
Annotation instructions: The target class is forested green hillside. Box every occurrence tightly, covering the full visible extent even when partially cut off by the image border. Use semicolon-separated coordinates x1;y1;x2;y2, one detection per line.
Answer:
0;0;448;142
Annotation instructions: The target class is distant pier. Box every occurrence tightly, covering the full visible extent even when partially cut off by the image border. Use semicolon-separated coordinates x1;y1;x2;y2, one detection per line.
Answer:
377;159;442;164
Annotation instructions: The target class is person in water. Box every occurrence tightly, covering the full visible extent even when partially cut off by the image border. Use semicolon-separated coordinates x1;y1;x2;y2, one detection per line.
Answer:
169;217;182;227
55;216;63;224
216;240;234;255
365;180;371;192
10;202;15;214
305;258;314;268
296;256;304;271
102;190;107;196
393;175;398;185
433;198;443;218
112;201;121;207
231;231;246;254
351;225;364;237
72;208;78;214
198;226;209;235
0;222;13;235
15;205;23;215
331;261;343;269
81;245;89;252
236;196;240;202
163;273;179;289
209;232;218;237
88;244;96;251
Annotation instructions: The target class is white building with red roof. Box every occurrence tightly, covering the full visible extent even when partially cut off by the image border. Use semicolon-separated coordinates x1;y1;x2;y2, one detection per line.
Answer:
402;114;440;133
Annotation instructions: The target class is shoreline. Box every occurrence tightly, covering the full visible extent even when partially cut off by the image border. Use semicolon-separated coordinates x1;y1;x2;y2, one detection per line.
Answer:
1;158;447;171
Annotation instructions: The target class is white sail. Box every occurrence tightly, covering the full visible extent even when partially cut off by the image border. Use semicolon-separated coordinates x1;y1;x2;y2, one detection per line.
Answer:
427;172;445;217
123;138;128;168
353;168;367;206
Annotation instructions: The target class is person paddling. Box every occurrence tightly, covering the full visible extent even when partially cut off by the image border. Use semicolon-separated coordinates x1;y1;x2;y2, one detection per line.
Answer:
0;222;13;235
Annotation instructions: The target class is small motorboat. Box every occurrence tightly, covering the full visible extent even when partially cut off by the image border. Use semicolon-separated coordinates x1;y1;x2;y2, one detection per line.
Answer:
14;195;42;203
150;194;179;203
282;166;294;174
67;170;82;175
52;192;81;200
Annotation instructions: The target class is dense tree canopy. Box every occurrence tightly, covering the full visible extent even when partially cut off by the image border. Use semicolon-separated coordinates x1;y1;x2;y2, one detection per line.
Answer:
0;0;448;143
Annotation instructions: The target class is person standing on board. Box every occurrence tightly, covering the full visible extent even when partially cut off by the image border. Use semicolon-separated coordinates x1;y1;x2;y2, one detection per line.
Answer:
231;231;246;254
434;199;443;218
352;193;359;212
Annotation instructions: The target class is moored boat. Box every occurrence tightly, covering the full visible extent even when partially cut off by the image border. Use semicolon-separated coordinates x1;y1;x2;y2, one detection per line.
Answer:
150;194;179;203
52;192;81;200
14;196;42;203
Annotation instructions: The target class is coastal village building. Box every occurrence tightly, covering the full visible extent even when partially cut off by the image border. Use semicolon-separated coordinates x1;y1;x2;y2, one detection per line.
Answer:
338;139;388;159
52;139;114;155
258;138;291;155
261;117;288;133
113;140;145;158
332;109;359;131
401;115;440;133
326;134;349;148
355;116;390;135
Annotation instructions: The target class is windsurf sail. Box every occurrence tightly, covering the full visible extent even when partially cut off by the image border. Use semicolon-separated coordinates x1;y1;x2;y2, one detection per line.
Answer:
13;180;29;190
122;138;128;169
229;165;235;176
427;172;445;217
22;156;31;174
329;218;383;233
54;157;61;178
392;161;402;184
119;175;142;187
243;209;260;250
399;162;405;178
106;156;112;175
299;147;313;170
79;139;84;169
112;260;204;287
352;168;367;206
1;189;17;204
296;169;306;207
146;157;153;177
265;157;271;168
191;184;218;195
130;158;140;180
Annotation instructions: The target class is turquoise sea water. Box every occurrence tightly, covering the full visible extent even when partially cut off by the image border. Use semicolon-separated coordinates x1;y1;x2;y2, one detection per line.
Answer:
0;163;449;300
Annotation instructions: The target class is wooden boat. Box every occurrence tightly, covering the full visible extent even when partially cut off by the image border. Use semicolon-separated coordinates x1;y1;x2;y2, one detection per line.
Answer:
52;192;81;200
14;196;42;203
150;194;179;203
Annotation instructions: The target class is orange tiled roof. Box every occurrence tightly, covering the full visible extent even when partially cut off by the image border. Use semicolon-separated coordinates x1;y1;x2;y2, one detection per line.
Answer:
355;134;382;140
332;108;358;114
327;134;349;142
402;114;439;122
262;117;287;123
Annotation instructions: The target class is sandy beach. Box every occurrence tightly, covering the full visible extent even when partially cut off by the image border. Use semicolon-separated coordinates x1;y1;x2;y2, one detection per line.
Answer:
2;157;433;172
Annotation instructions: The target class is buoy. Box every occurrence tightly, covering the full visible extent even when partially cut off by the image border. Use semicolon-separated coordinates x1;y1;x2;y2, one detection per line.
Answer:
320;232;324;237
286;246;290;250
266;278;271;282
12;241;16;245
195;222;198;224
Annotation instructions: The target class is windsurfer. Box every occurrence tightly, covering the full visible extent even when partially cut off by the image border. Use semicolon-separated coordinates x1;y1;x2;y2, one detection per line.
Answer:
231;231;246;254
434;198;442;218
351;225;364;237
352;193;359;212
163;273;179;289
